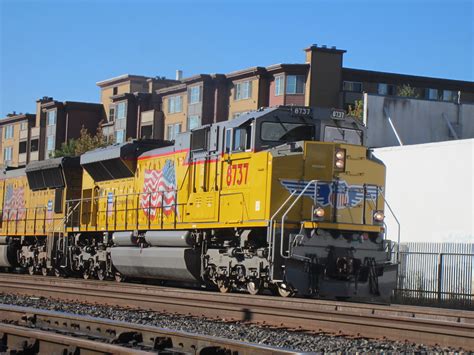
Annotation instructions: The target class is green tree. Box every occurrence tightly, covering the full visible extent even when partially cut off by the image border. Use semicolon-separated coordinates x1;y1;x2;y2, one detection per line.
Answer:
347;100;363;120
54;124;111;158
397;84;419;98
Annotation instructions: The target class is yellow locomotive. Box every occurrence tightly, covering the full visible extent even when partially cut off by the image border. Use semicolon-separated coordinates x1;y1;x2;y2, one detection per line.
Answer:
0;106;396;300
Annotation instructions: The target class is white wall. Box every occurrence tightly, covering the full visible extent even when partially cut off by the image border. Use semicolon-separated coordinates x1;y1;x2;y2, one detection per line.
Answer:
365;94;474;148
373;139;473;243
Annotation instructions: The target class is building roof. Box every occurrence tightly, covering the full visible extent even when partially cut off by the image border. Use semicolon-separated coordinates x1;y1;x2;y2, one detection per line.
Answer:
96;74;153;87
0;113;35;126
343;68;474;91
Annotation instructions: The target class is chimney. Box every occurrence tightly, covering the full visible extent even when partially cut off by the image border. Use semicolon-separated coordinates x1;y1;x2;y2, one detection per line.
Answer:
176;70;183;81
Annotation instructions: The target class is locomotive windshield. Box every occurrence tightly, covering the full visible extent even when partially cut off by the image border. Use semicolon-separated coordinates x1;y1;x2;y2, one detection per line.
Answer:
324;126;362;145
260;121;314;143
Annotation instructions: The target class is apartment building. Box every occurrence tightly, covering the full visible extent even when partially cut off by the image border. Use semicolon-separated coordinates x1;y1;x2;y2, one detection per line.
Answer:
157;74;228;140
96;74;178;142
0;113;36;168
37;98;103;159
89;44;474;142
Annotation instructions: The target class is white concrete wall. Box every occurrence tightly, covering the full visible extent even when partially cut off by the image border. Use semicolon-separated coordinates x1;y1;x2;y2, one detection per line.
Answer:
373;139;473;243
365;94;474;148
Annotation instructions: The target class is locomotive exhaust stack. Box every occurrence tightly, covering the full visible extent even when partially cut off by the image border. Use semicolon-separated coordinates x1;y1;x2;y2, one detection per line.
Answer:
0;105;396;302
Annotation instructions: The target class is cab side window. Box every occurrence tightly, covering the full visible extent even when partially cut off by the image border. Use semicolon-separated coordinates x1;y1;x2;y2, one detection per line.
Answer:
232;125;252;152
224;129;232;153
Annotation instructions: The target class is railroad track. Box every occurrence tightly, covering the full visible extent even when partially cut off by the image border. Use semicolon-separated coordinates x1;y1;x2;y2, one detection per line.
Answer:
0;304;302;354
0;273;473;351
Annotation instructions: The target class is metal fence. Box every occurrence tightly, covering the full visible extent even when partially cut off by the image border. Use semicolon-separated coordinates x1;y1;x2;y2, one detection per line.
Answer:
393;243;474;310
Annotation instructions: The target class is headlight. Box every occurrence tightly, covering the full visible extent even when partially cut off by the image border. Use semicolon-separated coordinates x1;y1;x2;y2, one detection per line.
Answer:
335;148;346;170
373;211;385;223
314;207;325;219
335;150;345;160
335;160;345;169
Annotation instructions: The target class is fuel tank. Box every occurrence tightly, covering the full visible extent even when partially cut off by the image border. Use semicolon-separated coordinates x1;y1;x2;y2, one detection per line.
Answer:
110;247;201;282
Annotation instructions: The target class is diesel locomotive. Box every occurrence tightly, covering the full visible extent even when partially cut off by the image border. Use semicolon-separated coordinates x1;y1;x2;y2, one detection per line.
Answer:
0;106;397;301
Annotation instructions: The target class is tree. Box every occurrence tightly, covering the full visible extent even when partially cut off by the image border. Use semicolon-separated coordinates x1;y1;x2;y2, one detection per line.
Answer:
347;100;363;120
54;123;111;158
397;84;419;98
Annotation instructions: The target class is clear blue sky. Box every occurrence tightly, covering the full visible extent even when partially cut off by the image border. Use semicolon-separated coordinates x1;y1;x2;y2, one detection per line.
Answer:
0;0;473;117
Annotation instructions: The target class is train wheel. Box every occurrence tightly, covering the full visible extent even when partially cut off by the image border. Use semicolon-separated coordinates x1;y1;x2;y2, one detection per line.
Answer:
114;272;125;282
28;266;35;276
277;283;294;298
41;267;49;276
97;268;106;281
54;268;62;277
246;279;262;295
217;279;231;293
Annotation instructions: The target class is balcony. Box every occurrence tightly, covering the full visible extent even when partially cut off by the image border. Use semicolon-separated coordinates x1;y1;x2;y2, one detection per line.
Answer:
19;153;27;165
30;127;40;138
30;151;39;161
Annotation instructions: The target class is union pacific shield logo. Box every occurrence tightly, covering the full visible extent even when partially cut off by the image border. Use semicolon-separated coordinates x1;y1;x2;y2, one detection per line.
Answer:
280;179;379;209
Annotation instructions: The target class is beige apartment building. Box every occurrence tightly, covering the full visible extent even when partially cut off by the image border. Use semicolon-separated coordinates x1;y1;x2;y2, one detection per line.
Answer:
0;113;36;168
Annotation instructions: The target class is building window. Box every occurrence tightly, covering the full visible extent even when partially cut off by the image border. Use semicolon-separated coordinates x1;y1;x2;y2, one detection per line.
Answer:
140;125;153;139
442;90;458;102
47;135;55;153
286;75;305;94
3;147;12;163
275;75;284;96
378;83;395;96
20;122;28;131
115;130;125;143
4;125;13;139
188;86;202;104
30;139;39;152
19;141;27;154
113;87;118;95
425;88;439;100
234;80;252;100
47;110;57;126
167;123;181;140
343;81;363;93
116;102;126;120
187;115;201;130
109;105;115;122
168;96;183;114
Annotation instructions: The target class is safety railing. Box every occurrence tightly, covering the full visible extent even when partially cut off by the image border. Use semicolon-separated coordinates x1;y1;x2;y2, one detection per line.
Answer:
65;190;186;232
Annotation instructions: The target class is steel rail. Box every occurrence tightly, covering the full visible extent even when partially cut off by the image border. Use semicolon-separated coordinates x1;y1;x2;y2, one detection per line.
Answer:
0;305;301;355
0;274;473;350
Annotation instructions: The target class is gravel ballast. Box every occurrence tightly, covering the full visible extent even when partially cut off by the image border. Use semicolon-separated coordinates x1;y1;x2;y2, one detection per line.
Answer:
0;293;466;353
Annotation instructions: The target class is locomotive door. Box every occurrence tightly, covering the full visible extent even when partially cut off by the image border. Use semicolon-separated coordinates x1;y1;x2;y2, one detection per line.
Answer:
185;127;220;223
219;125;253;223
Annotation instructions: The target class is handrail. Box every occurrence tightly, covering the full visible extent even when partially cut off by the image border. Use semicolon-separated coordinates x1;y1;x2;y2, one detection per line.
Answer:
280;179;318;259
268;190;297;267
377;187;401;262
53;201;81;233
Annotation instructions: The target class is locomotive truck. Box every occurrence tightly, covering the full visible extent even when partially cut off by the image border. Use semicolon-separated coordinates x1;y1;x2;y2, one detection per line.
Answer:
0;106;397;301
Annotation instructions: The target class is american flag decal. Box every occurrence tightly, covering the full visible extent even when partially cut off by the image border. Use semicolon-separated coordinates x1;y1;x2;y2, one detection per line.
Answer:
140;159;177;220
3;184;26;220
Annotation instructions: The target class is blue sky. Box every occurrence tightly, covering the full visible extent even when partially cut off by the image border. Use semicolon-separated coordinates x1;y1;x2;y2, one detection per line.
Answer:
0;0;473;116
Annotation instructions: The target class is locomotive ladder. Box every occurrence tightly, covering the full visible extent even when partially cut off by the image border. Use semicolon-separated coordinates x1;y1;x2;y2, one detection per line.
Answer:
268;179;319;281
45;201;81;269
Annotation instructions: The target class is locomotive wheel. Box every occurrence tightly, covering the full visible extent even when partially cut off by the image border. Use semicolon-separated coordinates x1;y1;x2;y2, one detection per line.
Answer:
217;279;231;293
246;279;262;295
41;267;49;276
54;268;62;278
277;283;294;298
114;271;125;282
28;265;35;276
83;262;94;280
97;267;106;281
